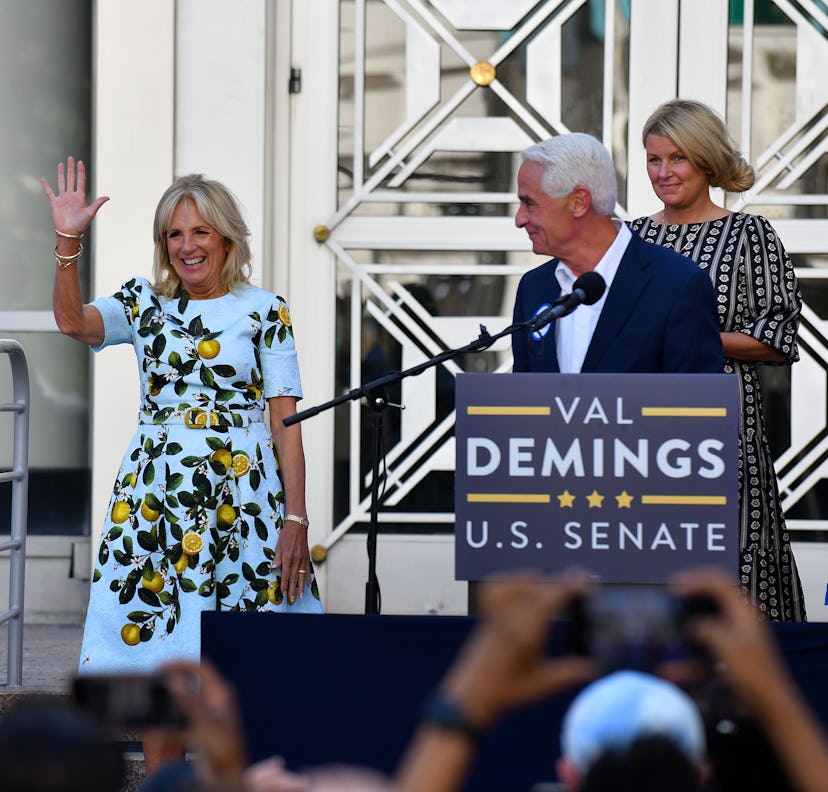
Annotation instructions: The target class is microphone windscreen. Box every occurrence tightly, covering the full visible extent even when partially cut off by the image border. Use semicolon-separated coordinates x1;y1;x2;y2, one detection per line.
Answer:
573;271;606;305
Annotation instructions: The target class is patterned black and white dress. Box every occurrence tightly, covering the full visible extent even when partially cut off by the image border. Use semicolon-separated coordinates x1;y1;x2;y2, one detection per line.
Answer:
630;213;805;621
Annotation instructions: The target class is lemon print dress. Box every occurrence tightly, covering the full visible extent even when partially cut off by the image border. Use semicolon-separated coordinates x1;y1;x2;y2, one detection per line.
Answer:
78;277;323;673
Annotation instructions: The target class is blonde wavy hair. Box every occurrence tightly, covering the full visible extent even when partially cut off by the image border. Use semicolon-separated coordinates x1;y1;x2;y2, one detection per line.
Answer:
642;99;755;193
152;174;252;297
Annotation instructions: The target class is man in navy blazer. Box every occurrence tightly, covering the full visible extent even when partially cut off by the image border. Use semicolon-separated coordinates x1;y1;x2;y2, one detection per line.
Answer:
511;133;723;374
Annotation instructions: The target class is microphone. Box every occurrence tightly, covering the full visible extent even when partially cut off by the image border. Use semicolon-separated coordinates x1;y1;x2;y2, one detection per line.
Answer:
529;271;606;332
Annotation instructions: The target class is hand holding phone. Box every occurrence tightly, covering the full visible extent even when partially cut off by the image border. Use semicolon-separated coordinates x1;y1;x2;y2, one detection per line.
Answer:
567;584;719;672
72;673;188;730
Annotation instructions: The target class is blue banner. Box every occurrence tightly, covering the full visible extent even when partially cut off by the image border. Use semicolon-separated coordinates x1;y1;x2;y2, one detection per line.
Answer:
455;373;740;582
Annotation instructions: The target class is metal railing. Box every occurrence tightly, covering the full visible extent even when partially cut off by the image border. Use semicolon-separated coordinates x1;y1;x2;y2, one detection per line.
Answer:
0;340;29;687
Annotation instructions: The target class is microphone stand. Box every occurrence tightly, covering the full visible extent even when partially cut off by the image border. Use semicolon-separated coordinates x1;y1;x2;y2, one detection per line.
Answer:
283;313;562;615
363;384;389;616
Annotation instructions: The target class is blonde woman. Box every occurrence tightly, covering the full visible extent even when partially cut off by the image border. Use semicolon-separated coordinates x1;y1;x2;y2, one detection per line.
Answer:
630;100;804;621
43;158;323;767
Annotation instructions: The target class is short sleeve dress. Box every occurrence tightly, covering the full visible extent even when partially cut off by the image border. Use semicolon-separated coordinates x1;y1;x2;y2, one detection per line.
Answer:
629;213;805;621
78;276;324;673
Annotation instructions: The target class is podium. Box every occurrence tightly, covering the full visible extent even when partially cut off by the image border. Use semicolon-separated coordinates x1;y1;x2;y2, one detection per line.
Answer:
199;373;812;790
202;611;580;790
202;611;828;792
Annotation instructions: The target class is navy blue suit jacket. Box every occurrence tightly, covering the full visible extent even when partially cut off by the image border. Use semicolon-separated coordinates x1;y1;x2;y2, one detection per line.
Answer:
511;231;724;373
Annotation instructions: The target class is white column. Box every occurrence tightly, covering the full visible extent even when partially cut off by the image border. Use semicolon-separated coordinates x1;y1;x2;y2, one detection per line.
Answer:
626;0;679;218
678;0;728;113
281;1;341;600
91;0;175;547
175;0;268;286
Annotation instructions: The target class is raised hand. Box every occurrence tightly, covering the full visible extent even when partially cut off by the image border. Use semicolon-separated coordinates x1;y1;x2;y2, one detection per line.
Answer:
672;569;785;700
162;659;249;789
442;575;598;727
41;156;109;236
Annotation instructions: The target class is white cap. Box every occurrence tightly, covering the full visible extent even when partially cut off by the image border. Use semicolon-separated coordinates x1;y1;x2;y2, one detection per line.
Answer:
561;670;706;773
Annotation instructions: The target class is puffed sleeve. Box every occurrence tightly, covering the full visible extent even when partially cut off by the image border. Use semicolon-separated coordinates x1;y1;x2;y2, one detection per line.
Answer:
739;215;801;363
260;294;303;400
88;276;148;351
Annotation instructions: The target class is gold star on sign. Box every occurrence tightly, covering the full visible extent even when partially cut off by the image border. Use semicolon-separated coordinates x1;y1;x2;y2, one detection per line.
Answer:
586;490;604;508
557;490;575;508
615;491;634;508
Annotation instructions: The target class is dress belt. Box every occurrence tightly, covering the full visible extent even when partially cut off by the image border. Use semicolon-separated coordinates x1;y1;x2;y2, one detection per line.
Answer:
139;406;265;429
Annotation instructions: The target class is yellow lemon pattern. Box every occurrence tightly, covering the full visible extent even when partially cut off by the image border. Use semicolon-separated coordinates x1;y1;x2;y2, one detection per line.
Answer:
81;276;322;668
173;553;190;575
111;500;131;524
140;499;161;523
181;531;204;556
142;570;164;594
267;580;283;605
184;408;216;429
216;504;237;528
231;452;250;478
120;623;141;646
197;339;221;359
210;448;232;474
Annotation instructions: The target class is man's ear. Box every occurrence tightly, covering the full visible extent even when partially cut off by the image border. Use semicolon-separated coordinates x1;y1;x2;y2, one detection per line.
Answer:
557;756;581;790
568;186;592;218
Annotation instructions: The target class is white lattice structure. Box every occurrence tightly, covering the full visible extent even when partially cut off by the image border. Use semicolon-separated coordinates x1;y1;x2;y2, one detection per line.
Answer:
81;0;828;616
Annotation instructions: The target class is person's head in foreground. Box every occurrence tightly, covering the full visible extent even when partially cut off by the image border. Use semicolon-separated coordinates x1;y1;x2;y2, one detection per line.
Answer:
0;697;125;792
557;670;708;792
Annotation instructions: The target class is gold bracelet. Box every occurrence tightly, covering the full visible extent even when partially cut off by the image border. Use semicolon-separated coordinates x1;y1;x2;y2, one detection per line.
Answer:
55;242;84;270
55;229;83;239
285;513;309;528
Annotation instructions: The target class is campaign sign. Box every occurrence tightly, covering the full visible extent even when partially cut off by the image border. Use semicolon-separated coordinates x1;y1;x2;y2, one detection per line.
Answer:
455;373;740;582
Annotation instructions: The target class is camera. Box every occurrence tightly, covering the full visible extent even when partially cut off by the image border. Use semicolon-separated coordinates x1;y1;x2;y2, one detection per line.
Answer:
72;673;187;729
566;584;719;671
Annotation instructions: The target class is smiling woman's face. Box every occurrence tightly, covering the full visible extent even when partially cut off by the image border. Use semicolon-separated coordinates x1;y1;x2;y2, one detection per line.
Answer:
165;199;229;299
644;134;711;214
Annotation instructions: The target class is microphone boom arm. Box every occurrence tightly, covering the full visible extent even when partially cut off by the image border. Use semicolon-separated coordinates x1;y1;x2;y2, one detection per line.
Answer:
283;270;604;615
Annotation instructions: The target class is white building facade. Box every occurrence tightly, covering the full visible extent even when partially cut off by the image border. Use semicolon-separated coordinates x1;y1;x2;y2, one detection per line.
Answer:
1;0;827;621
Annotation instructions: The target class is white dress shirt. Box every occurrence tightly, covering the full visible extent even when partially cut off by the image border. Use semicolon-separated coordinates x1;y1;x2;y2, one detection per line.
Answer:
555;222;631;373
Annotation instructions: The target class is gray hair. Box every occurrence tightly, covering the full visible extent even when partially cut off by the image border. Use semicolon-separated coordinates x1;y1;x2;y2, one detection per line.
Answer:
521;133;617;216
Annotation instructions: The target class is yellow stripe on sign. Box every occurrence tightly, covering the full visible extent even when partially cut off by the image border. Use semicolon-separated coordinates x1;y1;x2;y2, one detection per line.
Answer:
467;493;551;504
466;406;551;416
641;495;727;505
641;407;727;417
